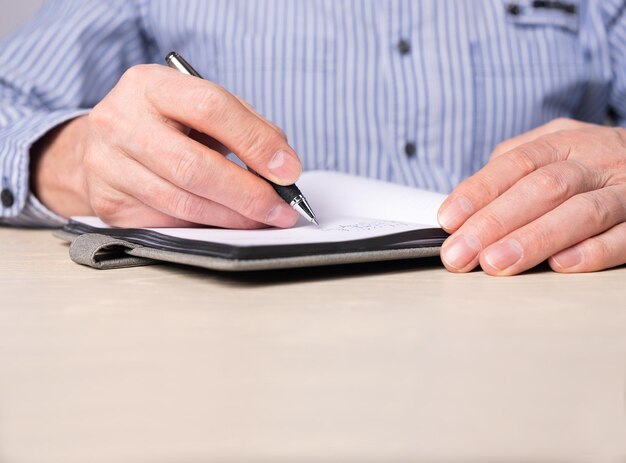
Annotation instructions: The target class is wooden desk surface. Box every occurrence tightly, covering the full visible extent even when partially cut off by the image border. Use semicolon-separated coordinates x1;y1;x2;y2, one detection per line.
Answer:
0;228;625;463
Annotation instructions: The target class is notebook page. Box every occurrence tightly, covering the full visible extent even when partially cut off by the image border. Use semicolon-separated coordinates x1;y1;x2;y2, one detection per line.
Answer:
72;216;433;246
71;171;446;247
297;170;445;226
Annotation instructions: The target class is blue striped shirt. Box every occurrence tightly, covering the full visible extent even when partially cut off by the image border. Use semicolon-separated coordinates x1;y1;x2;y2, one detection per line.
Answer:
1;0;625;226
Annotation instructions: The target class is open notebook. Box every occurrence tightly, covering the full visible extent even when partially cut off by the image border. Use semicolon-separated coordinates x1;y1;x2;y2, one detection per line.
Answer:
62;171;449;270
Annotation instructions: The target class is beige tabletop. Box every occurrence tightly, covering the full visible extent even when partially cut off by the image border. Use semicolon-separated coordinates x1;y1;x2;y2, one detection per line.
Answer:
0;228;625;463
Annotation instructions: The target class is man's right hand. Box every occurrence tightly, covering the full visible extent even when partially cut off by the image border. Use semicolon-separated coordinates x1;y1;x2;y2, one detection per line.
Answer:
32;64;302;228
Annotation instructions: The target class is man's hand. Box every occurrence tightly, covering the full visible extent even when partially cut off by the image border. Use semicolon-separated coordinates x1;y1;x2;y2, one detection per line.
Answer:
32;64;301;228
437;118;626;275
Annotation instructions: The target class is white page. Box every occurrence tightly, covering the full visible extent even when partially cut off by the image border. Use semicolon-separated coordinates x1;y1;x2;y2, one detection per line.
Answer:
297;170;445;226
72;171;446;247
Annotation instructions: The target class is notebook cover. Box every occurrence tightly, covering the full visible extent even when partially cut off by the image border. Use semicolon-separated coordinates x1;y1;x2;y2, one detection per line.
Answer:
63;219;448;261
56;230;444;272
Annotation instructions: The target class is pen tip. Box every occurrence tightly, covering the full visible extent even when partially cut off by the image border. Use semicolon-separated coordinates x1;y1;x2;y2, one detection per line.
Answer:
312;218;319;226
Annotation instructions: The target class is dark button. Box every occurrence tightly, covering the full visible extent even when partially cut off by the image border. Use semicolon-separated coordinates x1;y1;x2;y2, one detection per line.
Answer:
563;3;577;14
404;142;416;157
507;3;521;15
1;188;14;208
397;39;411;55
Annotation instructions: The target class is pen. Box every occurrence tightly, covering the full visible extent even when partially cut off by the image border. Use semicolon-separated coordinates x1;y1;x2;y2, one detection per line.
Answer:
165;51;319;226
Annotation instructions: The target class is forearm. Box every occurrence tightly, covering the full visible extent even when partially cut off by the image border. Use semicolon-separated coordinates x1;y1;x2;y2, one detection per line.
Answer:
0;0;149;227
0;107;90;227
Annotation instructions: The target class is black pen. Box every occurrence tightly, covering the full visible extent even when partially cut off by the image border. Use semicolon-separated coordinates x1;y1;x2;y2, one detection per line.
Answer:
165;51;318;226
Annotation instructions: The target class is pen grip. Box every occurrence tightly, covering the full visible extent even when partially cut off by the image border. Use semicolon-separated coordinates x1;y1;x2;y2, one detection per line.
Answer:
267;181;302;204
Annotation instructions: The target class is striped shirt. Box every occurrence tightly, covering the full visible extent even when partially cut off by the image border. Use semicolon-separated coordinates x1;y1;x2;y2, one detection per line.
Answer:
1;0;625;226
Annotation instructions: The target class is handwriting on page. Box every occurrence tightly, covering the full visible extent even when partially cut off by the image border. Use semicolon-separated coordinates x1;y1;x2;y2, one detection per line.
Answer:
320;220;410;233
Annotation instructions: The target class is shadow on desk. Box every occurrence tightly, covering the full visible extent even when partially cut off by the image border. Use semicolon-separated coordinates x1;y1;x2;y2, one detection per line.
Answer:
152;255;447;286
51;236;577;287
156;256;554;287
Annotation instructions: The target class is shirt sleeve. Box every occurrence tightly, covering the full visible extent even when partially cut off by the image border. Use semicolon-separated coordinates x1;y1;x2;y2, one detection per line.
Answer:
0;0;151;227
604;0;626;128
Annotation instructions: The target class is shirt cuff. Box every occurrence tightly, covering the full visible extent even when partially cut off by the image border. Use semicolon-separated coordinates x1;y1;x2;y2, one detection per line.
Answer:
0;108;90;227
0;193;67;228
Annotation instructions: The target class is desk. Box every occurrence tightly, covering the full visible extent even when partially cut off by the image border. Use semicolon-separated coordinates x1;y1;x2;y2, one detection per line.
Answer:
0;228;625;462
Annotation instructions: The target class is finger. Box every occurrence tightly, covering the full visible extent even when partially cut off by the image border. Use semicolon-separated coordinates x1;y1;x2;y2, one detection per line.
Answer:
88;186;199;228
190;97;286;157
113;160;269;229
439;160;601;272
549;222;626;273
236;96;288;140
86;174;199;227
477;184;626;276
91;148;287;229
122;124;299;227
490;118;588;159
438;134;571;232
140;66;301;185
189;96;288;159
189;130;230;156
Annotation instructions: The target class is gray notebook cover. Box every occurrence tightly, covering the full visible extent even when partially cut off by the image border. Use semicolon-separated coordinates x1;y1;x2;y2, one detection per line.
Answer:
57;221;446;272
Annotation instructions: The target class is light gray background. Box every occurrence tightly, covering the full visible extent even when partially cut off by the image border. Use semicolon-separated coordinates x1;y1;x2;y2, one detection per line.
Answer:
0;0;45;40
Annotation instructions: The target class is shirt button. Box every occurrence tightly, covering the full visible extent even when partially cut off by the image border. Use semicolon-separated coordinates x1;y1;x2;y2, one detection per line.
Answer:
404;142;416;157
506;3;521;15
397;39;411;55
1;188;15;208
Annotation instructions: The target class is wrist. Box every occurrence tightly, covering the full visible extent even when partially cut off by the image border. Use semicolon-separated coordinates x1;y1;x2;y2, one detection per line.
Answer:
30;115;93;217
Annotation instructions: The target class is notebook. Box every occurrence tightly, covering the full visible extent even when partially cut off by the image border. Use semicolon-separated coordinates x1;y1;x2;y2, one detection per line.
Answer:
61;171;449;271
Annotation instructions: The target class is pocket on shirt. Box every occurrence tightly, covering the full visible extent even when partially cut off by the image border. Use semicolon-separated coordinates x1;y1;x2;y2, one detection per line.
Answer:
211;31;337;171
504;0;580;33
469;0;587;172
213;32;335;105
216;33;335;74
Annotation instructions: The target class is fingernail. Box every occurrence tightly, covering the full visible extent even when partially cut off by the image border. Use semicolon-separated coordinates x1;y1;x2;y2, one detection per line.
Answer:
484;239;523;271
552;246;582;269
266;203;299;228
267;150;301;183
438;196;473;230
442;234;481;269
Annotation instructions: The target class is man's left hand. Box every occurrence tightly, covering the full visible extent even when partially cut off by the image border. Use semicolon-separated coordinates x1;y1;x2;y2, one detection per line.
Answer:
437;118;626;276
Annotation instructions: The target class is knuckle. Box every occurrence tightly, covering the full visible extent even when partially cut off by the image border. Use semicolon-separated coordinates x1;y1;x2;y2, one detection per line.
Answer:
89;102;117;131
602;188;626;221
193;84;230;120
550;117;580;130
491;141;510;158
171;147;201;190
509;147;539;175
119;64;157;86
551;117;569;127
474;209;509;237
552;129;584;149
533;168;570;200
170;193;201;221
240;127;283;163
536;135;565;158
577;192;614;228
244;125;274;150
463;175;499;202
90;193;127;220
524;221;553;254
238;185;267;219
